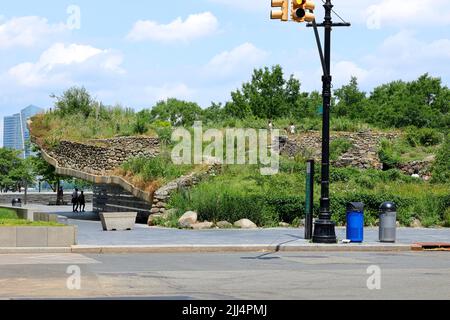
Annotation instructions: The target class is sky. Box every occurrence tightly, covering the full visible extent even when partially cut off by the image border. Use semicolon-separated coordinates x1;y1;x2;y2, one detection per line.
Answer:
1;0;450;144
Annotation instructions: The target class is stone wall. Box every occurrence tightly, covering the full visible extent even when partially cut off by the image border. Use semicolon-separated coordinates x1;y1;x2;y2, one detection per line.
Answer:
0;192;92;206
280;131;400;170
150;165;221;216
49;137;160;175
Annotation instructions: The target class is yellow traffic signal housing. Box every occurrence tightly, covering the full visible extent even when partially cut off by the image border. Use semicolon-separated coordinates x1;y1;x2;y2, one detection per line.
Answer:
271;0;289;21
292;0;315;23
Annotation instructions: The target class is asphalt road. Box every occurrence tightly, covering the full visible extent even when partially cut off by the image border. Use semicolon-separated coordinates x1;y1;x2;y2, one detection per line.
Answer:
0;251;449;300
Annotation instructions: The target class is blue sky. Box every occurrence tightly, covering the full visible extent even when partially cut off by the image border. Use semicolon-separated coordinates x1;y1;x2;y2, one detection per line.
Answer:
1;0;450;144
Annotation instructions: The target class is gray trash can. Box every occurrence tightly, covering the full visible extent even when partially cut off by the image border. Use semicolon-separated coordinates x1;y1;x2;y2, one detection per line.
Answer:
379;202;397;243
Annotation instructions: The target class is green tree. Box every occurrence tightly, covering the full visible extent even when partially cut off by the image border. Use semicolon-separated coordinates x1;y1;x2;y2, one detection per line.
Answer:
0;148;34;192
364;74;449;128
148;98;203;126
333;77;367;119
224;65;301;119
202;102;227;124
29;150;63;192
52;86;95;118
432;133;450;183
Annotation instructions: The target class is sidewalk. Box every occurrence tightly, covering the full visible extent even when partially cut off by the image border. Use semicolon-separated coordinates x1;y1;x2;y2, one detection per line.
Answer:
63;219;450;254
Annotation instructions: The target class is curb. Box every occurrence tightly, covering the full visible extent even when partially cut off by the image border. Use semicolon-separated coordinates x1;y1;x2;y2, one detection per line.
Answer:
0;247;72;254
1;244;412;254
71;244;412;254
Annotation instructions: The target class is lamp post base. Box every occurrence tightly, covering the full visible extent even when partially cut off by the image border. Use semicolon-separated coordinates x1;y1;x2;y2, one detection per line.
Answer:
312;219;337;243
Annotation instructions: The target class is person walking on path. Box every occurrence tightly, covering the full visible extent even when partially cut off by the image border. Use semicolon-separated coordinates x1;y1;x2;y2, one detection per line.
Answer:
72;188;79;212
79;191;86;213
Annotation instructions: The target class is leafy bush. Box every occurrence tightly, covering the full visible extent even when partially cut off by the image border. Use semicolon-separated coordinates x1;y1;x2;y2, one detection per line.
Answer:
170;183;279;227
444;207;450;228
378;139;402;169
330;138;353;161
121;154;194;183
53;87;95;118
405;127;443;147
0;209;18;220
432;134;450;183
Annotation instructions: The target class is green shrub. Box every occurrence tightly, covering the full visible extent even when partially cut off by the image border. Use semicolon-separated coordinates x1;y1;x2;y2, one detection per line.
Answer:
405;127;443;147
444;208;450;227
432;134;450;183
330;138;353;161
169;183;279;227
0;209;18;220
121;154;193;183
378;139;402;169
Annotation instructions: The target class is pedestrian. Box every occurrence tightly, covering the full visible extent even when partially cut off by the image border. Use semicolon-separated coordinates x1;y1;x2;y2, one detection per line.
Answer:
289;123;296;135
79;191;86;213
268;120;274;132
72;188;79;212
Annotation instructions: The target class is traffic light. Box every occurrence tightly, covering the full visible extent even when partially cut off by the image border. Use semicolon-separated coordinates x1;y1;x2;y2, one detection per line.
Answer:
292;0;315;23
271;0;289;21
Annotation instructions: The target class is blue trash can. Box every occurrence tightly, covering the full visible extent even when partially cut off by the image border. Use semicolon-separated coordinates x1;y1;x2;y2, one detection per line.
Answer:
346;202;364;243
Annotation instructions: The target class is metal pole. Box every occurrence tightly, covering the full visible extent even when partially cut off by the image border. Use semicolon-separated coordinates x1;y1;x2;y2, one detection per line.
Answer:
305;160;315;240
312;0;337;243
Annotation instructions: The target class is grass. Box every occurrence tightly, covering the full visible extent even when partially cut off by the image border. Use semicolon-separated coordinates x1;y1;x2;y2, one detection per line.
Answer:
30;108;155;148
166;159;450;228
115;153;198;193
0;208;64;227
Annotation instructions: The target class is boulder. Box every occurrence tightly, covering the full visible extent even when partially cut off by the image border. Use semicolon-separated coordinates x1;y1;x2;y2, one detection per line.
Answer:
191;221;214;230
410;218;423;228
178;211;198;228
279;222;290;228
234;219;257;229
163;208;178;219
216;221;233;229
147;214;162;226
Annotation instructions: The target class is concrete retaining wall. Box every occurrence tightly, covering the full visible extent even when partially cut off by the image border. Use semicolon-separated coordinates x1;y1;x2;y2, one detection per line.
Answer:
0;205;35;221
93;184;151;224
0;226;77;247
0;192;92;206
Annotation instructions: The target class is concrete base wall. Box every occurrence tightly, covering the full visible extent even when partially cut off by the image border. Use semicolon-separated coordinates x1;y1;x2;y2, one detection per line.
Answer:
0;192;92;206
0;226;77;247
93;184;151;224
0;205;35;220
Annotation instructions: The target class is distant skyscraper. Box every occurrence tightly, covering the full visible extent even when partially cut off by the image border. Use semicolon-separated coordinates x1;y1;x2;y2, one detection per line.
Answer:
3;105;44;159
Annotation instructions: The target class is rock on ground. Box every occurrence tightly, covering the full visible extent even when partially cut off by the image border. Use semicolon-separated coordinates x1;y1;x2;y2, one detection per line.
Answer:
178;211;198;228
191;221;214;230
216;221;233;229
147;214;162;226
234;219;258;229
410;219;423;228
279;222;290;228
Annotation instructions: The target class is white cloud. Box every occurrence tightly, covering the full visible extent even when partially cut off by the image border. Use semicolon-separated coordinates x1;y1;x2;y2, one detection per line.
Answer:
145;83;195;101
127;12;219;43
208;0;267;12
205;43;269;77
0;16;67;49
364;0;450;28
333;61;369;86
330;31;450;89
8;43;124;87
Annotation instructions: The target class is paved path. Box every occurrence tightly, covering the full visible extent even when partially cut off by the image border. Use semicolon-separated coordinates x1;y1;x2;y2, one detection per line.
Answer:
0;251;449;299
69;219;450;246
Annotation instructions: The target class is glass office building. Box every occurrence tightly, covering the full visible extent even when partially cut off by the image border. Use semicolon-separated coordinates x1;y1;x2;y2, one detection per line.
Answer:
3;105;44;159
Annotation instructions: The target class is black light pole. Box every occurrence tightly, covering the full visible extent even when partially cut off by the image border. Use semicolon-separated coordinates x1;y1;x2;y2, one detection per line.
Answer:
309;0;350;243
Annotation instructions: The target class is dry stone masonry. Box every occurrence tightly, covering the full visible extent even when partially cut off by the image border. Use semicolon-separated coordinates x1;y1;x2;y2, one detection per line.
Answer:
280;131;400;170
49;137;160;175
150;165;221;216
